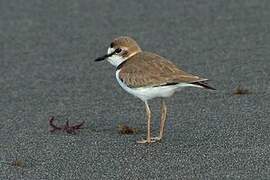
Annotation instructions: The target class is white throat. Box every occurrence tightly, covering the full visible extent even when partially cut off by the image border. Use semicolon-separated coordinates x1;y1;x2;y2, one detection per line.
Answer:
107;48;125;67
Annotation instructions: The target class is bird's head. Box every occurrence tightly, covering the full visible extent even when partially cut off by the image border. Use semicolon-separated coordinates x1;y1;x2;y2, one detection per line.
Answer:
95;36;142;67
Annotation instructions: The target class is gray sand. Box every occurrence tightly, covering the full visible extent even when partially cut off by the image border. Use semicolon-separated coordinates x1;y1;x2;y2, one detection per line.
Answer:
0;0;270;179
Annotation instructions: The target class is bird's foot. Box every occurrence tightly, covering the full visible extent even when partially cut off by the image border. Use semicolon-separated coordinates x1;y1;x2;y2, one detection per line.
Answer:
151;136;162;141
136;137;161;144
136;138;157;144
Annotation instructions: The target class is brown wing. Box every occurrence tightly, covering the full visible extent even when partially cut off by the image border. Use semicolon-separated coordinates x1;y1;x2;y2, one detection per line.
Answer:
119;52;207;88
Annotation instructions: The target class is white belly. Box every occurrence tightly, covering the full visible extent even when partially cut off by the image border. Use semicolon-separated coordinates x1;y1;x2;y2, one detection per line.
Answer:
116;70;198;102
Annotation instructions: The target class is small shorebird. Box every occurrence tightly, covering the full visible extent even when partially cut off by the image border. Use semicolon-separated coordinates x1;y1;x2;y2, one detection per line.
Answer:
95;36;215;144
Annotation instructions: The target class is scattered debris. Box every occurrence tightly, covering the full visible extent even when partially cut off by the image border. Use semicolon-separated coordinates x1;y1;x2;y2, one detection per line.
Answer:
118;124;138;134
11;159;24;167
233;87;251;95
49;116;85;134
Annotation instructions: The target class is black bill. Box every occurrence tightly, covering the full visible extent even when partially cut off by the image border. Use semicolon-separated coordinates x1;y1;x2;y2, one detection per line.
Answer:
95;51;115;62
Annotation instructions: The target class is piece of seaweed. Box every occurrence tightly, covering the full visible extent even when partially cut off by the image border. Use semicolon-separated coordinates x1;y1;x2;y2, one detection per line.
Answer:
49;116;85;134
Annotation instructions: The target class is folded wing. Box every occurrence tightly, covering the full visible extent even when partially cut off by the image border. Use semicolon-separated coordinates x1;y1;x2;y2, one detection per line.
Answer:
118;52;209;88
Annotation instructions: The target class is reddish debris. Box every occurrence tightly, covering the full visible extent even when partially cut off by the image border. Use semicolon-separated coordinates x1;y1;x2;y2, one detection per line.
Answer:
49;116;85;134
233;87;251;95
118;124;138;134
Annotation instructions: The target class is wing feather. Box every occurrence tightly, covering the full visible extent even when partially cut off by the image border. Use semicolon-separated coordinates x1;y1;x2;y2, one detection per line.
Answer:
119;52;207;88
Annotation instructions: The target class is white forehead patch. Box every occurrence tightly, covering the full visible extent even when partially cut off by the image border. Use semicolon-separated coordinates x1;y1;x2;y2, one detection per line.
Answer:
107;47;125;67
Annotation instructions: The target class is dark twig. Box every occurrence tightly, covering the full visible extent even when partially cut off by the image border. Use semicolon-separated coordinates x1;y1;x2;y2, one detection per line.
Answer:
11;159;24;167
233;86;251;95
49;116;85;134
118;124;138;134
49;116;62;132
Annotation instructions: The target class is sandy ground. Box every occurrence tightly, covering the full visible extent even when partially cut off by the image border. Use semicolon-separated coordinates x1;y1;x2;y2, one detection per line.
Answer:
0;0;270;179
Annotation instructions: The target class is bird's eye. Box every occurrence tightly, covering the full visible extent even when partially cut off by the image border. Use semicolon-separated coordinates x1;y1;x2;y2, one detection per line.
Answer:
115;48;122;53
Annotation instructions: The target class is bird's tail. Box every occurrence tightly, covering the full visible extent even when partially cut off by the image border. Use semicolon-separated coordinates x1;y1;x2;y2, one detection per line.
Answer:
191;81;216;90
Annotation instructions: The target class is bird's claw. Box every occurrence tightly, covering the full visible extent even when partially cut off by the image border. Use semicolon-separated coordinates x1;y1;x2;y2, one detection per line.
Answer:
136;137;161;144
